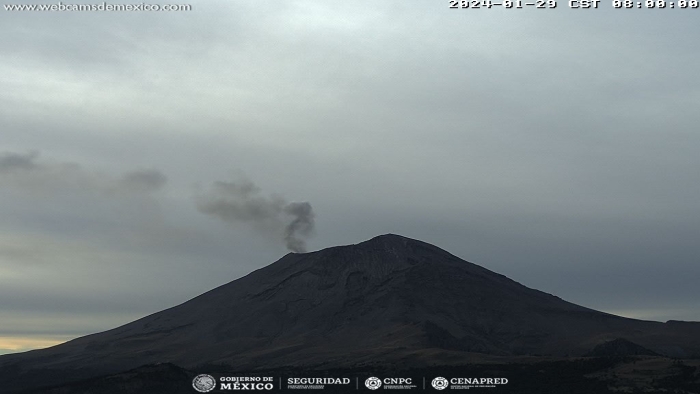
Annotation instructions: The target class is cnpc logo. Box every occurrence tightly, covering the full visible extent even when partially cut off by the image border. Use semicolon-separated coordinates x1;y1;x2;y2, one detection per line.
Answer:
365;377;382;390
365;376;414;390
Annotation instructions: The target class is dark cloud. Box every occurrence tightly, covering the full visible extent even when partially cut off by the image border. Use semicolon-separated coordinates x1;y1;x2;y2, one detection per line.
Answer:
119;170;167;192
0;150;168;196
0;151;40;173
197;179;315;253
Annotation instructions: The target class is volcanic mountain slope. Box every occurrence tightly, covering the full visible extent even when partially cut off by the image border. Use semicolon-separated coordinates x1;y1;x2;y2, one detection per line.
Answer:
2;234;700;390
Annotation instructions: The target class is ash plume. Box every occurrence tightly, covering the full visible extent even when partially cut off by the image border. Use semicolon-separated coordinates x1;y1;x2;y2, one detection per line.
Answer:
197;179;315;252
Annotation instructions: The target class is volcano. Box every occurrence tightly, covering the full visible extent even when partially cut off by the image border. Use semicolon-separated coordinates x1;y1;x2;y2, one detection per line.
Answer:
2;234;699;392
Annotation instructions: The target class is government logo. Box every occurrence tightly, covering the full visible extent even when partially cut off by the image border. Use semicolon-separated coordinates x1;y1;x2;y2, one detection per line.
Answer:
193;374;217;393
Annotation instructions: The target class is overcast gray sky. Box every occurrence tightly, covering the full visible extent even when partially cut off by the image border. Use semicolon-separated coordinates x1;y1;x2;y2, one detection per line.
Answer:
1;0;699;354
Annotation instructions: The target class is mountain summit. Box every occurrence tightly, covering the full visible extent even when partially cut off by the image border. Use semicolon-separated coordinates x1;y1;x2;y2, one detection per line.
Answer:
2;234;699;391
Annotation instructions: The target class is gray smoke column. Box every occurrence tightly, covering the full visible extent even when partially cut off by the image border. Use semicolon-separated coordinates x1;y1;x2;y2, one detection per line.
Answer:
197;179;315;252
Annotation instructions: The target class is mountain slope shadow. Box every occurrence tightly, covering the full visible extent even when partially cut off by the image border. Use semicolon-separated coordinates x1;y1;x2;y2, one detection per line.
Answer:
1;234;699;392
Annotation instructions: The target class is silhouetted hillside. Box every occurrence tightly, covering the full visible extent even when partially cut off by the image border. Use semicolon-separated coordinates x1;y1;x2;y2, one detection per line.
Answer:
2;234;699;392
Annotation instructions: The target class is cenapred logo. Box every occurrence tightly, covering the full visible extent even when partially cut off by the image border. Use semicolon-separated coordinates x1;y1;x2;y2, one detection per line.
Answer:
192;374;217;393
431;377;449;390
365;376;382;390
